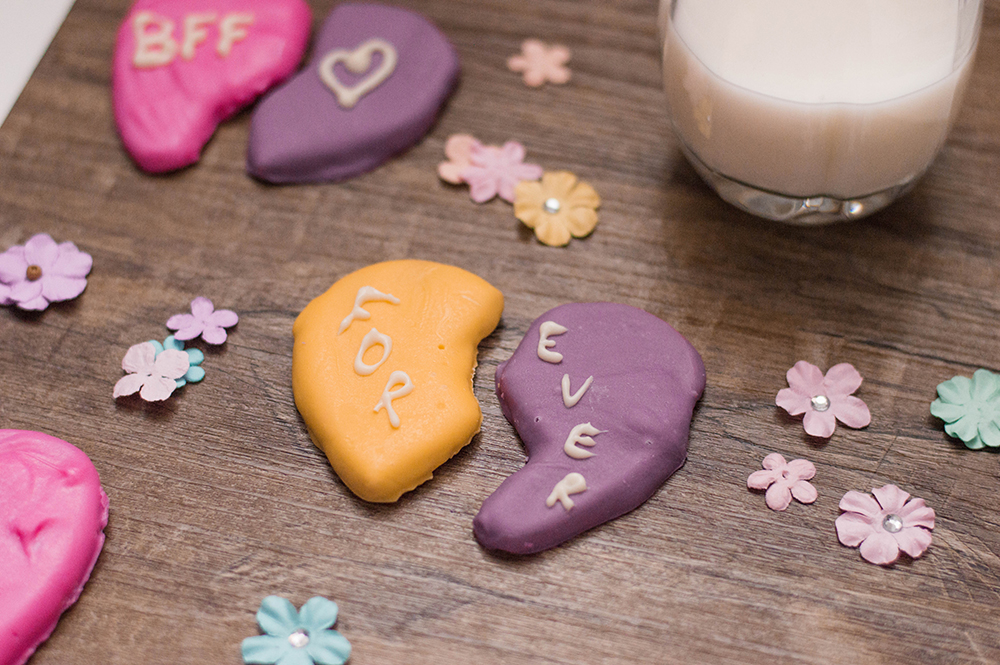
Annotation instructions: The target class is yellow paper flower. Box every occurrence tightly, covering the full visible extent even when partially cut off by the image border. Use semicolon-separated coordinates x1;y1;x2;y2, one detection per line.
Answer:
514;171;600;247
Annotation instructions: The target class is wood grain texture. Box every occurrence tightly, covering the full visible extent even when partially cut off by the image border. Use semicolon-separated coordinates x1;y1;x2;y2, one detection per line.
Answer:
2;0;1000;663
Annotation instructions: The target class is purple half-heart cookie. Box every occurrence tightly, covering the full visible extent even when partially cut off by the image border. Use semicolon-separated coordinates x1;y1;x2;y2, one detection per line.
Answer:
474;303;706;554
247;3;460;183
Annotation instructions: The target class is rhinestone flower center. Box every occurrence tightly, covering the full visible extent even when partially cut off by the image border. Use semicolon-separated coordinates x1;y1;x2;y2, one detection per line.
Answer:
543;197;562;214
25;265;42;282
810;395;830;412
882;514;903;533
288;629;310;648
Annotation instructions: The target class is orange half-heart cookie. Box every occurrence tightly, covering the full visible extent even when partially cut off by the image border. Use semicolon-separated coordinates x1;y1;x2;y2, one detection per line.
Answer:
293;260;504;502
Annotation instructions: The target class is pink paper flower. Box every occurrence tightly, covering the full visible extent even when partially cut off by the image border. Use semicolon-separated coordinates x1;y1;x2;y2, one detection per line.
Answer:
438;134;481;184
462;141;543;203
747;453;817;511
835;484;935;566
167;297;238;345
113;341;190;402
776;361;871;438
0;233;93;311
507;39;571;87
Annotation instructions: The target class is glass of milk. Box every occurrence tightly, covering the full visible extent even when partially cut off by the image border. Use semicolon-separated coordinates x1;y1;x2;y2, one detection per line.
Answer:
659;0;983;223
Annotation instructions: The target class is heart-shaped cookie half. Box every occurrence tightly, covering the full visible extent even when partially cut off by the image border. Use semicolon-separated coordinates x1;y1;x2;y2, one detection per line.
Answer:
0;430;109;665
112;0;311;172
247;3;460;183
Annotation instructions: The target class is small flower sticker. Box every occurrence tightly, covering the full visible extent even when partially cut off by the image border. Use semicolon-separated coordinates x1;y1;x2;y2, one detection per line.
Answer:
113;341;190;402
438;134;480;184
149;336;205;388
507;39;571;87
835;484;935;566
463;141;543;203
776;361;871;438
242;596;351;665
514;171;600;246
747;453;817;511
0;233;92;311
930;369;1000;449
167;296;238;345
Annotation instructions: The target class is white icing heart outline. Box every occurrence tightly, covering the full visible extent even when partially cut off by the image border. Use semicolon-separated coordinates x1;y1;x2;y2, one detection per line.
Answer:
318;38;398;109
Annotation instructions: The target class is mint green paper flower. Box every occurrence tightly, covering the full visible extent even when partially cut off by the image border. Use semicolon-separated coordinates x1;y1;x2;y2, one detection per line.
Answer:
149;336;204;388
930;369;1000;449
242;596;351;665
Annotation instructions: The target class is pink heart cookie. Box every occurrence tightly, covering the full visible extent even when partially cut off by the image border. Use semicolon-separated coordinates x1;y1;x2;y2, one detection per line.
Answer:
0;430;109;665
112;0;311;172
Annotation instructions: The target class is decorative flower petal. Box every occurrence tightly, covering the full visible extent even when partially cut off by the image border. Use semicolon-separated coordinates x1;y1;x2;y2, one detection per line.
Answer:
978;419;1000;448
241;635;291;664
764;483;793;511
893;526;933;559
23;233;60;270
257;596;300;637
275;650;314;665
831;395;871;429
167;313;200;339
566;181;601;210
761;452;786;470
944;414;982;444
936;375;972;405
438;134;479;184
122;342;156;373
564;207;598;238
838;490;881;518
802;410;836;438
970;368;1000;402
467;171;500;203
872;484;910;514
138;375;179;402
775;387;810;416
49;242;93;277
191;296;215;319
783;458;815;480
9;279;43;304
154;349;190;380
186;347;205;365
306;630;352;665
208;308;239;329
113;373;146;398
184;365;206;384
514;179;546;209
835;512;876;547
929;400;966;423
858;531;901;565
0;283;10;305
541;171;578;200
789;480;817;504
786;360;825;394
746;468;778;490
15;293;49;311
298;597;339;632
201;325;229;346
532;215;572;247
0;246;27;283
822;363;864;396
896;498;935;530
41;275;87;303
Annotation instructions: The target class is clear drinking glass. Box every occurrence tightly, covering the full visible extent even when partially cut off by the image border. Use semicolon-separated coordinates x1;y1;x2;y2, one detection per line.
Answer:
659;0;983;224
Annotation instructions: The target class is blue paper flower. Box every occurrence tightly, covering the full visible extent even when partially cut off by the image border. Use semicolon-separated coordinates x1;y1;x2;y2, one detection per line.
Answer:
242;596;351;665
149;336;205;388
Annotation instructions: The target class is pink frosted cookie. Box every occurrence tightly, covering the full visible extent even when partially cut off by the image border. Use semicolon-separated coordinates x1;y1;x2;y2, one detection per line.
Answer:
112;0;311;172
0;430;109;665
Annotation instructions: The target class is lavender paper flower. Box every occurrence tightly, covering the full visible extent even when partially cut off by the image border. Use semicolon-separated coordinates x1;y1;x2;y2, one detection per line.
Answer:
167;296;238;345
0;233;92;311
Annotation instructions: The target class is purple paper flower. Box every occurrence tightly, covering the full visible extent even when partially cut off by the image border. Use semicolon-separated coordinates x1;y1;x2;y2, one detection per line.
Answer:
0;233;93;311
776;361;871;438
113;341;190;402
462;141;543;203
747;453;817;511
166;297;238;345
835;484;935;566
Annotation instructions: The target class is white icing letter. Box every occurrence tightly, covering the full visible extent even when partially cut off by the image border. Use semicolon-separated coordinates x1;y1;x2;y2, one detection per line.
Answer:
217;12;254;57
373;371;413;428
181;13;217;60
546;473;588;511
354;328;392;376
563;422;603;459
133;12;178;68
338;286;400;334
537;321;568;363
561;374;594;408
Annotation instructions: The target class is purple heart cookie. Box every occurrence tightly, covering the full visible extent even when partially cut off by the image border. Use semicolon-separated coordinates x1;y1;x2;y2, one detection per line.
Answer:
247;3;460;183
473;303;706;554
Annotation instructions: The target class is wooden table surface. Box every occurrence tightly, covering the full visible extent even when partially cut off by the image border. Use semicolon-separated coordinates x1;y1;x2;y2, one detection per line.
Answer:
2;0;999;663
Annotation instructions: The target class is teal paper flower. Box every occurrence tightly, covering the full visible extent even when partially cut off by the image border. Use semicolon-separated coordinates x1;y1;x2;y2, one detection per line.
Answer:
242;596;351;665
930;369;1000;449
149;336;204;388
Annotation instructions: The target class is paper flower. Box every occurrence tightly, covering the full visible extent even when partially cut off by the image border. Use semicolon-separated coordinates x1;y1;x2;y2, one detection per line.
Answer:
462;141;543;204
438;134;480;184
835;484;935;566
747;453;817;511
514;171;600;246
930;369;1000;449
242;596;351;665
775;361;871;438
167;296;238;345
149;336;205;388
507;39;571;87
113;341;190;401
0;233;92;311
